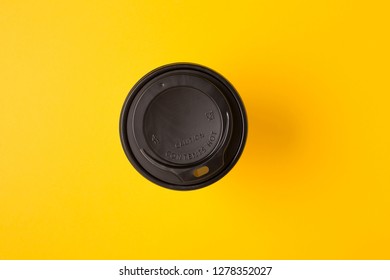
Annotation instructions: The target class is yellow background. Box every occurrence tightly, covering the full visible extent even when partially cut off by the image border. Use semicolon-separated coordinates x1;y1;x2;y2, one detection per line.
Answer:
1;0;389;259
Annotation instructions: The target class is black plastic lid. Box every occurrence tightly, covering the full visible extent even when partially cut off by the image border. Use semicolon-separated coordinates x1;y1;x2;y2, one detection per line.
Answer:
120;63;247;190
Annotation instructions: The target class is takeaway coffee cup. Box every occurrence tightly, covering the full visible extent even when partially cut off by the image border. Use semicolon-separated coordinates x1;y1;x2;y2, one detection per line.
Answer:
120;63;247;190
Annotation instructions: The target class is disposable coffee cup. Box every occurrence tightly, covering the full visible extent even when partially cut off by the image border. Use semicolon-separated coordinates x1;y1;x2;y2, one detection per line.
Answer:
120;63;247;190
